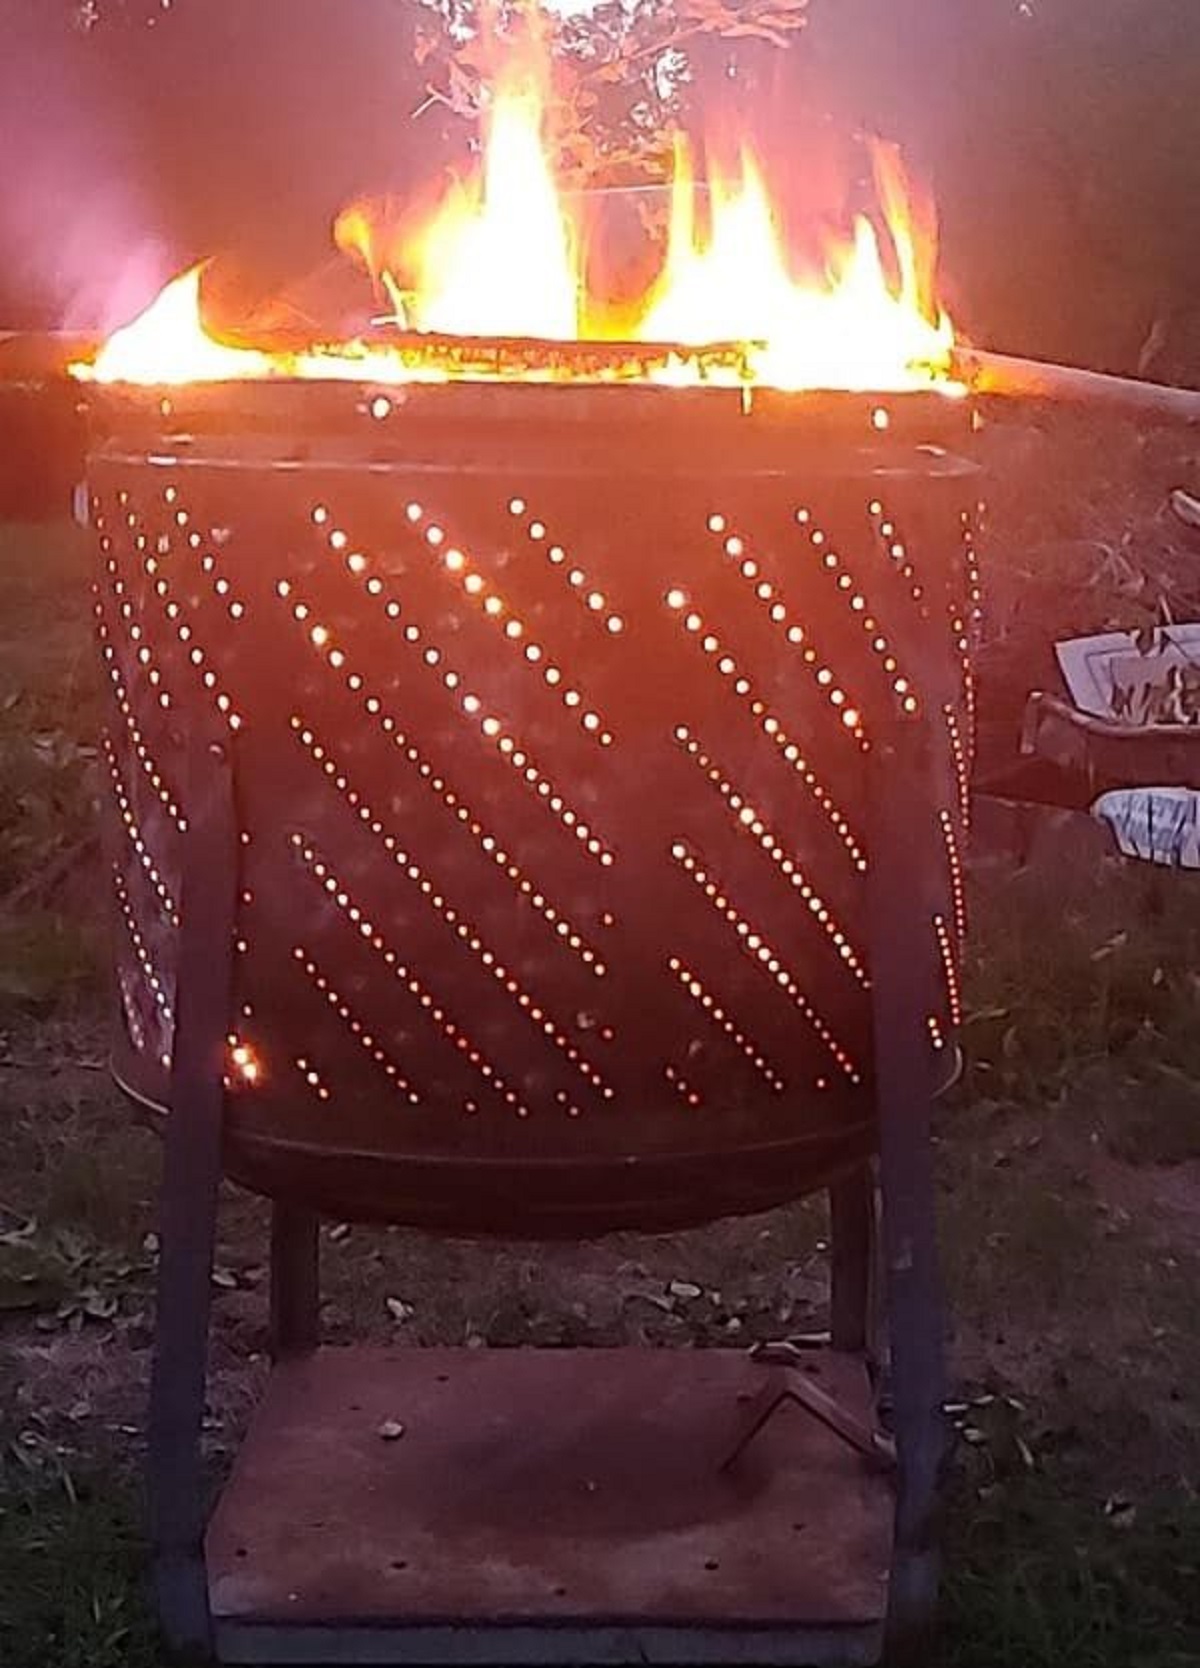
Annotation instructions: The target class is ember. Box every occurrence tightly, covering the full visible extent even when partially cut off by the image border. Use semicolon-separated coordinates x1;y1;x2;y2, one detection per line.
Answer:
74;47;958;392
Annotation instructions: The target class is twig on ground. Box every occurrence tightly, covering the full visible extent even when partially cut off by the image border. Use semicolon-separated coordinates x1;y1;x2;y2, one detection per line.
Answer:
1169;488;1200;531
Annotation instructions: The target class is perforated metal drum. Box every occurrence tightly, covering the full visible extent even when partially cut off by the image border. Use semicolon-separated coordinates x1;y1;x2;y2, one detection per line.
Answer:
88;381;980;1234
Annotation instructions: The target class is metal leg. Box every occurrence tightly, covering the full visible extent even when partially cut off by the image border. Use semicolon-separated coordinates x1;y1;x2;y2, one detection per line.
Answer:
866;720;949;1663
269;1201;320;1360
829;1164;874;1355
147;738;238;1658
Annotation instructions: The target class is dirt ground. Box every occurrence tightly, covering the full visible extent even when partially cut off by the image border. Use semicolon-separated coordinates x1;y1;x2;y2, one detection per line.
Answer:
1;403;1200;1666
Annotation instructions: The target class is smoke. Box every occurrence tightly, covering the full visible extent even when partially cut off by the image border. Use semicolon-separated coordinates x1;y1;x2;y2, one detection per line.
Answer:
0;7;169;329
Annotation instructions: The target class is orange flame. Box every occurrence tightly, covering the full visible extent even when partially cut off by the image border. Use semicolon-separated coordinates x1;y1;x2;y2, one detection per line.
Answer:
75;47;959;392
641;139;954;390
409;69;578;339
71;265;452;387
333;201;408;322
73;266;272;385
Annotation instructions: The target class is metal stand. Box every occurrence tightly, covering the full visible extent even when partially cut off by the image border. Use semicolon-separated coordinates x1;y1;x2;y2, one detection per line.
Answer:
144;721;950;1666
830;1165;876;1357
147;737;238;1657
866;718;950;1663
268;1203;320;1361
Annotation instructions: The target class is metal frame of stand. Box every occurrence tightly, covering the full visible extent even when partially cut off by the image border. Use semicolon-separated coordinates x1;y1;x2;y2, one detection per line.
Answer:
144;715;948;1668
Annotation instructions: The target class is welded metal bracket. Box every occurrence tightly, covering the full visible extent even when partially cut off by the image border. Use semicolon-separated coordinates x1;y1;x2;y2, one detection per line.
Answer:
721;1348;896;1474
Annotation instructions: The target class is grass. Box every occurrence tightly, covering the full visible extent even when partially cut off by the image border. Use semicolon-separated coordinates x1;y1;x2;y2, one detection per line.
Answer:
0;520;101;1010
958;850;1200;1141
0;1464;159;1668
939;1475;1200;1668
2;441;1200;1667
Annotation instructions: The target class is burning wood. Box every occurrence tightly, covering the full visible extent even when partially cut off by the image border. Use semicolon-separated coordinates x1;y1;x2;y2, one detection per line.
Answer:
278;329;765;386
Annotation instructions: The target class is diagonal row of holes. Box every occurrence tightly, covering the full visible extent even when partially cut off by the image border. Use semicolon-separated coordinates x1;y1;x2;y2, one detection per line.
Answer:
102;735;179;926
944;705;971;831
100;496;242;731
664;1061;704;1109
670;841;861;1085
111;864;173;1028
292;836;614;1106
674;727;868;987
356;499;617;747
665;598;867;871
290;717;608;977
282;573;617;867
97;536;175;718
505;495;625;637
98;480;970;1109
96;610;186;831
866;494;980;732
293;952;421;1106
703;512;873;737
666;957;787;1095
295;946;528;1118
934;912;963;1029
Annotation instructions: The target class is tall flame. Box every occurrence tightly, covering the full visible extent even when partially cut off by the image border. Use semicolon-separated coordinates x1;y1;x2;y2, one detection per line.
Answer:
75;47;958;392
640;139;953;390
409;72;578;339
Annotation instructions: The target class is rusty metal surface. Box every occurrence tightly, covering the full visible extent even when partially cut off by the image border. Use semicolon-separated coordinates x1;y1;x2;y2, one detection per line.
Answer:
207;1346;891;1637
88;382;979;1232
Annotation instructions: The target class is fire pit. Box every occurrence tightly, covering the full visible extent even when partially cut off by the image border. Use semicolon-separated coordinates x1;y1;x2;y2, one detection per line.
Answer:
84;370;979;1664
76;43;983;1663
92;376;977;1236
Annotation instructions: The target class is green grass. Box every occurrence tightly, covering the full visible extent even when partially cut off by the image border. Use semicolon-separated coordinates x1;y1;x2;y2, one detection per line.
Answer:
0;1463;159;1668
2;509;1200;1666
939;1475;1200;1668
958;852;1200;1165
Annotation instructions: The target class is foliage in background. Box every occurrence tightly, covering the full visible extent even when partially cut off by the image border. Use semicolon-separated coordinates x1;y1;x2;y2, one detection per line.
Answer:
13;0;1197;371
410;0;812;186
